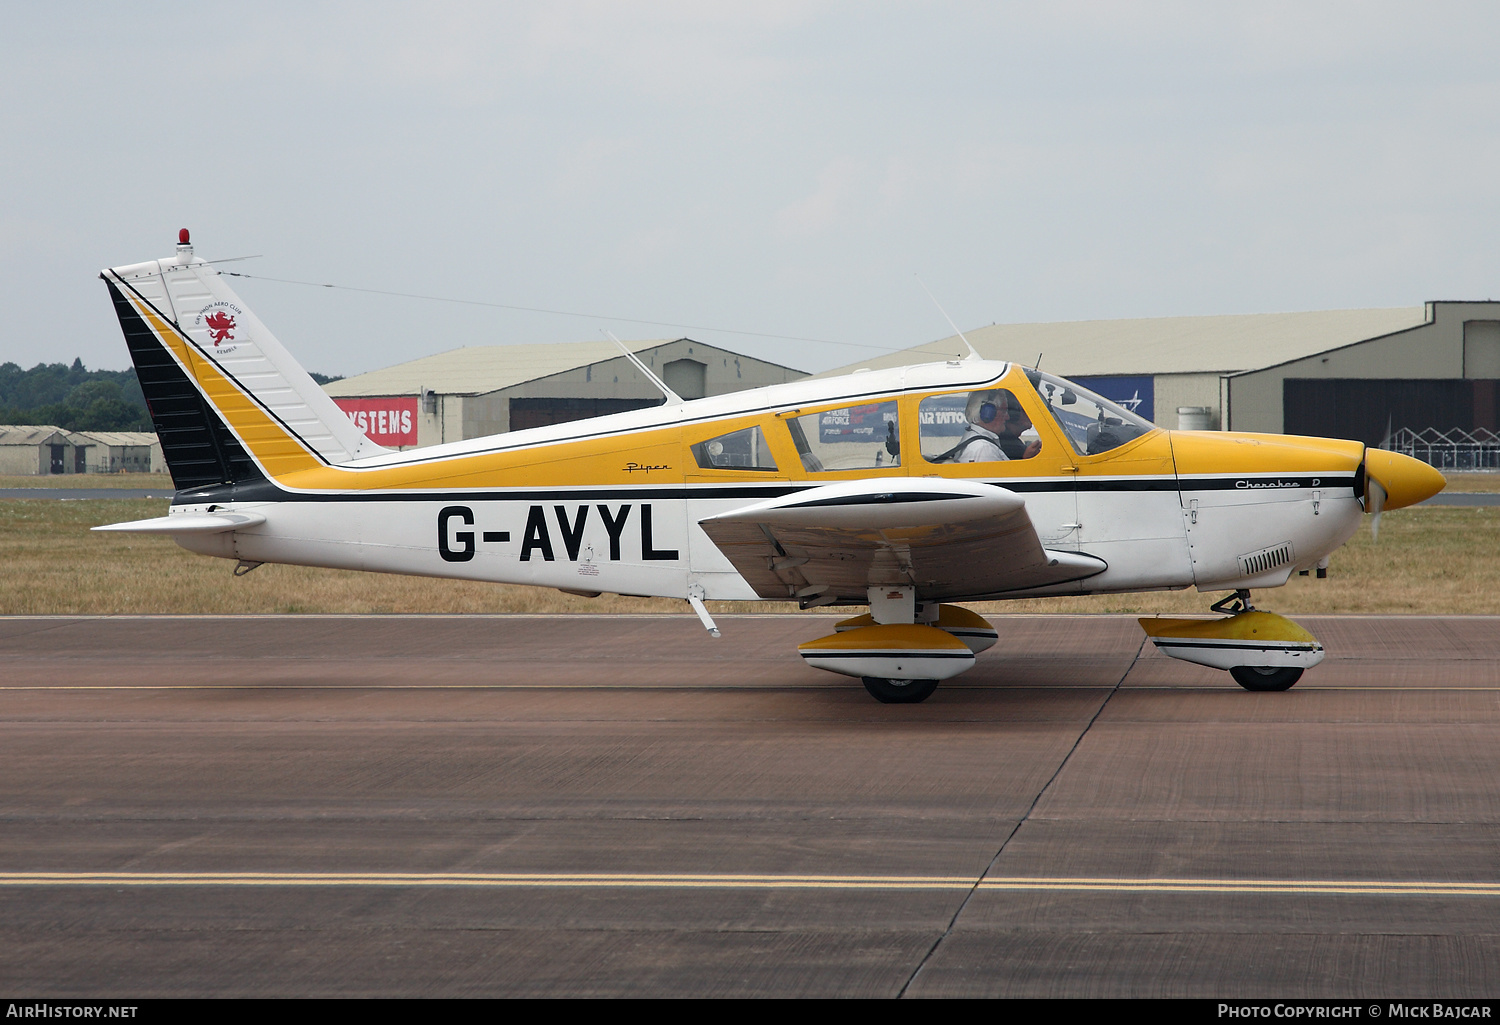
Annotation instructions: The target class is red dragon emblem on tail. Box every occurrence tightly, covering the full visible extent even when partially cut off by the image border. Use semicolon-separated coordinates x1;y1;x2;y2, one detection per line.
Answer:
204;311;236;346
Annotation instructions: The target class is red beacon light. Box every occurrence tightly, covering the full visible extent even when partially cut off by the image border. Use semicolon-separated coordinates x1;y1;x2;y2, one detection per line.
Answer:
178;228;190;245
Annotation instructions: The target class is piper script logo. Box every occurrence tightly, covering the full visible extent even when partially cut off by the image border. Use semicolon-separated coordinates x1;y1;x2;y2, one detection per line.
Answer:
194;302;244;355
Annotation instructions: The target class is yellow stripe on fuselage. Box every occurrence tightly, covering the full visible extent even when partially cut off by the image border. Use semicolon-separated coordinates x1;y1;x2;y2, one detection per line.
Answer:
129;294;325;479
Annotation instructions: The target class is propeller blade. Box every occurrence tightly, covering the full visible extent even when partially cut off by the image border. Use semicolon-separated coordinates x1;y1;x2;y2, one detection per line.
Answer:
1368;476;1388;542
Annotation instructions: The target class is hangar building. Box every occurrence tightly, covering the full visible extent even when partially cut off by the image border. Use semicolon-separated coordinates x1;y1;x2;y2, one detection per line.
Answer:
824;301;1500;447
71;431;165;474
0;426;84;475
0;427;163;475
0;426;165;480
323;338;807;450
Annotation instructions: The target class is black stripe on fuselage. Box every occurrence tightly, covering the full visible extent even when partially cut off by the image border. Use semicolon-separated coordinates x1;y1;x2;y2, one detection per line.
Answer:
168;474;1359;506
1175;475;1354;493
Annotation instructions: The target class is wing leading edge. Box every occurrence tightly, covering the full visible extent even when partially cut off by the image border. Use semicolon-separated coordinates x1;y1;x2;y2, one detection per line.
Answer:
698;478;1105;603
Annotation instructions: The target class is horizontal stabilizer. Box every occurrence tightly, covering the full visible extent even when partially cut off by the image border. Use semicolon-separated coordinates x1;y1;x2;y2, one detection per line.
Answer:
92;512;267;535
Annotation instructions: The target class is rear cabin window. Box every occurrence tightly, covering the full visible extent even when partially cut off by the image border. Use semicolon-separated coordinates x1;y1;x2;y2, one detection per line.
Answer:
691;425;778;471
787;402;901;472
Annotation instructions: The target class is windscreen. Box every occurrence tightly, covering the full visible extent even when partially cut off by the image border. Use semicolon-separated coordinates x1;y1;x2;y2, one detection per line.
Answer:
1024;369;1156;456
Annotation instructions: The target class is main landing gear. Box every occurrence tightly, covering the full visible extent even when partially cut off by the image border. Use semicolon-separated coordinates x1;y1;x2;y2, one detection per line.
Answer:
797;588;998;704
861;677;940;704
1228;665;1304;692
1139;590;1324;692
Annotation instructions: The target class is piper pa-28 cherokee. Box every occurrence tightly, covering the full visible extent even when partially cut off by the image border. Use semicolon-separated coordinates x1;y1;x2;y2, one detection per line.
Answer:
97;232;1446;703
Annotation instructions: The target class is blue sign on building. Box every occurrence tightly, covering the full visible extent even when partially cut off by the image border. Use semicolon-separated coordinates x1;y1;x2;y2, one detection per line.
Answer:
1071;376;1155;424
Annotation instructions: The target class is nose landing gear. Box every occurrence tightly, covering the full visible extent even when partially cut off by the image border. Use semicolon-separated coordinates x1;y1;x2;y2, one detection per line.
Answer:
1140;590;1323;691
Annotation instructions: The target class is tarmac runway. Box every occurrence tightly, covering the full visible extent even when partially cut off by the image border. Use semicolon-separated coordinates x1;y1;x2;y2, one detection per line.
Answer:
3;612;1500;998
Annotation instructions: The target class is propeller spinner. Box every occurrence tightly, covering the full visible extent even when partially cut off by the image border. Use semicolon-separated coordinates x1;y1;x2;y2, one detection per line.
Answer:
1362;448;1446;539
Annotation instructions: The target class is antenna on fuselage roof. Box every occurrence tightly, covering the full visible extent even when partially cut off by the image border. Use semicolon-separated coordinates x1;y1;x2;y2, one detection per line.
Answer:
604;330;684;405
1035;353;1043;370
915;276;981;361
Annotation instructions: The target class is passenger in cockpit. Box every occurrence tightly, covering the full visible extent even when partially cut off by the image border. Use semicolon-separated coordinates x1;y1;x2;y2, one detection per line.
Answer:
995;397;1042;460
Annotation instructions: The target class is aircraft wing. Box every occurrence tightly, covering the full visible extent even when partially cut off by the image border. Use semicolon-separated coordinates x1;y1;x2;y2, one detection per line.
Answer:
697;478;1105;602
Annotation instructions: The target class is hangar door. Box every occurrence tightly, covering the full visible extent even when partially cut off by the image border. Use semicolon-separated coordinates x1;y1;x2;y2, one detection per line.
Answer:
1283;379;1499;445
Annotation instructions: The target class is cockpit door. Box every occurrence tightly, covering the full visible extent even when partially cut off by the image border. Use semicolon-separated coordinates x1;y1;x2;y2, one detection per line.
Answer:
1023;370;1191;590
909;375;1082;553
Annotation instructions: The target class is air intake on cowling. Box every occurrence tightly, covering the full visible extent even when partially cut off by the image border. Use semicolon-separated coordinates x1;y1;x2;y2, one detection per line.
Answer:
1237;541;1295;578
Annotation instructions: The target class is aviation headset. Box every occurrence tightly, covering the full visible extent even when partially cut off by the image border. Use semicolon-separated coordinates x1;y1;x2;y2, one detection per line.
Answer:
981;401;1023;424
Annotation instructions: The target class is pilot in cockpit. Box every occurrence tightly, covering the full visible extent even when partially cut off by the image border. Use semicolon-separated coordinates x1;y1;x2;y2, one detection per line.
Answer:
948;390;1041;463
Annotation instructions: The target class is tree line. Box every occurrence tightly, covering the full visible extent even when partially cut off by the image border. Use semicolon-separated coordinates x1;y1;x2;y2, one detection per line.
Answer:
0;359;341;432
0;359;150;431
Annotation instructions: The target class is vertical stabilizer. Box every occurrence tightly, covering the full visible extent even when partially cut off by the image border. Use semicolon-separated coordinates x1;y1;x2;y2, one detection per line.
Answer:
101;232;388;478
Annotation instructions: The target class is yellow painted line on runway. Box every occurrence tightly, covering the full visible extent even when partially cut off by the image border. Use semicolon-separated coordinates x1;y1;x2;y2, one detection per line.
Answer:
977;877;1500;896
1;872;1499;896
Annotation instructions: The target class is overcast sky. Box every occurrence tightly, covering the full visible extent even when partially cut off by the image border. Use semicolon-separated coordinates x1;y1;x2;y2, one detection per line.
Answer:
4;2;1498;377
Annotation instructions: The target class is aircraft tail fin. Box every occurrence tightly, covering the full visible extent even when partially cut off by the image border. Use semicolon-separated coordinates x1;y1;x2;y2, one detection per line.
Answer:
101;231;387;491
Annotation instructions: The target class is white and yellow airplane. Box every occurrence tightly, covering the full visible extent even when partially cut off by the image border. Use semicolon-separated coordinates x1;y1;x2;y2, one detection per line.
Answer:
96;232;1446;703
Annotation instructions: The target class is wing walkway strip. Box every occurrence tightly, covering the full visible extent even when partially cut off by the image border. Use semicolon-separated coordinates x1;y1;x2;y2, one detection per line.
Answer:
0;872;1496;896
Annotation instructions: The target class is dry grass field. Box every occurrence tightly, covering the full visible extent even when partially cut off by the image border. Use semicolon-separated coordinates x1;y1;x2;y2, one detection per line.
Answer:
1442;471;1500;492
1;496;1496;617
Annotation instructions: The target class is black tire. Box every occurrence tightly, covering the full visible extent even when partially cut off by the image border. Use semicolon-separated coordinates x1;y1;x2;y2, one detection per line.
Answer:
1229;665;1304;692
861;677;939;704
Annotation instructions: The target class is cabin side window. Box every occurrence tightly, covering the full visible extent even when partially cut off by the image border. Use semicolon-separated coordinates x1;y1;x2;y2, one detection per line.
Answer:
788;401;901;472
919;389;1042;464
691;425;779;471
